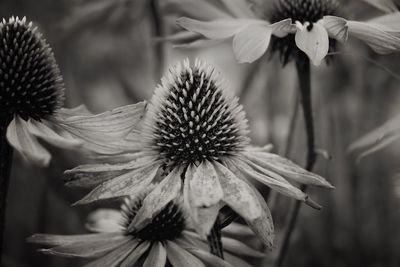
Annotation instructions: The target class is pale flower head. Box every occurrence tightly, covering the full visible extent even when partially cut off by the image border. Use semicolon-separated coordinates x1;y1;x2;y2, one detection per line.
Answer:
0;16;146;166
66;59;333;247
168;0;400;66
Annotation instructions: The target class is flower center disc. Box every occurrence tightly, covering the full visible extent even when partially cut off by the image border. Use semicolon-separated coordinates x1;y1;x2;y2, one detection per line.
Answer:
0;18;64;122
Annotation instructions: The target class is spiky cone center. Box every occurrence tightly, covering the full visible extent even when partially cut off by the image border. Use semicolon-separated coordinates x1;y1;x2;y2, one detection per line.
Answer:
145;59;249;166
269;0;340;65
0;17;64;123
121;197;186;241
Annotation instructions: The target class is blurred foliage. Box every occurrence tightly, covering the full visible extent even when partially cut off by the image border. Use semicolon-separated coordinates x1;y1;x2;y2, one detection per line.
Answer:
2;0;400;266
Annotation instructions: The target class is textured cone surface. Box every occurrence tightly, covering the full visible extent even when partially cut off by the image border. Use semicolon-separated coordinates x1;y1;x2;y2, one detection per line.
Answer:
150;60;248;165
121;198;186;241
0;17;64;122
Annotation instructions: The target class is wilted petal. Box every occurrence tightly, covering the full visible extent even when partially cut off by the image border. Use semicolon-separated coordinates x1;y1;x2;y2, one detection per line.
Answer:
165;241;206;267
143;242;167;267
347;20;400;53
363;0;398;13
321;16;349;43
187;248;234;267
214;161;262;221
177;17;254;39
295;21;329;66
128;167;182;232
222;237;265;257
74;163;159;205
244;151;333;188
86;209;124;233
7;116;51;166
119;241;151;267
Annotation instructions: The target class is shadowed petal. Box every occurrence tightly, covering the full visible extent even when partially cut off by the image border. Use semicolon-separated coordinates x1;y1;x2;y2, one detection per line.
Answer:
86;209;124;233
119;241;151;267
7;116;51;166
128;167;182;232
368;12;400;31
347;20;400;53
28;233;121;246
364;0;398;13
222;222;254;236
165;241;206;267
244;151;333;188
143;242;167;267
321;16;348;43
214;162;262;221
295;21;329;66
222;237;265;257
187;248;234;267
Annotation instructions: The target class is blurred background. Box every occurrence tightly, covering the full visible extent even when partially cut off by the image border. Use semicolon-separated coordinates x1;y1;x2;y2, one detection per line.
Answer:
2;0;400;266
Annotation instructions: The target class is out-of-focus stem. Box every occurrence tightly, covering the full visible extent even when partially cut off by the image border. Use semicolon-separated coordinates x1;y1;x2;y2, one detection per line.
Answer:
277;53;316;267
208;216;224;259
0;118;13;265
150;0;165;80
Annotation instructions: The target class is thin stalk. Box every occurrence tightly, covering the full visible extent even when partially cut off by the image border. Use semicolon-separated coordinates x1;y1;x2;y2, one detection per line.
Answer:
208;216;224;259
150;0;165;80
0;118;13;264
277;53;316;267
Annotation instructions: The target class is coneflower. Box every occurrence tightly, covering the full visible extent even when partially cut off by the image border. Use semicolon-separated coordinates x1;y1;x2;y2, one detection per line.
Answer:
66;59;333;252
28;194;262;266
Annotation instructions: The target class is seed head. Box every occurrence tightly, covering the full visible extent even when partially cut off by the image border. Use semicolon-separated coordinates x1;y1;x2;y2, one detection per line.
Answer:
146;59;249;166
121;197;186;241
0;16;64;123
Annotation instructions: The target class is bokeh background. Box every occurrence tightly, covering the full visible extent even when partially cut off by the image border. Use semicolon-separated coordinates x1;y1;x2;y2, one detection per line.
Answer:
2;0;400;266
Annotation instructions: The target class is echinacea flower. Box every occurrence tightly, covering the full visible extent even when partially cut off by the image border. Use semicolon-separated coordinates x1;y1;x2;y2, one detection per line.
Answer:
0;16;146;166
28;195;261;267
66;59;333;245
169;0;400;65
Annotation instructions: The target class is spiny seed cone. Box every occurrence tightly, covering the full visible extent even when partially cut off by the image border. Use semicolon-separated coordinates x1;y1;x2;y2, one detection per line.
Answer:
145;59;249;166
0;16;64;123
269;0;340;65
121;197;186;241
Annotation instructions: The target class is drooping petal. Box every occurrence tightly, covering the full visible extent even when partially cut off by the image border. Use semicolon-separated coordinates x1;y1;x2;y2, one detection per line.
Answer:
347;20;400;54
39;235;132;258
295;21;330;66
27;119;83;149
232;19;293;63
6;116;51;166
363;0;398;13
177;18;255;39
187;248;234;267
143;242;167;267
165;241;206;267
244;151;333;188
224;252;253;267
192;204;221;238
28;232;121;246
74;163;160;205
128;167;182;232
219;0;257;18
119;241;151;267
222;237;265;257
85;209;124;233
83;239;139;267
321;16;349;43
213;161;262;221
222;222;254;236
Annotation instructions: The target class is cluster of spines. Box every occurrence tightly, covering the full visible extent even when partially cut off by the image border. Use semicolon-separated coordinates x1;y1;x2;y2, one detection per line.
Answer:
120;196;186;241
146;59;249;164
0;16;64;122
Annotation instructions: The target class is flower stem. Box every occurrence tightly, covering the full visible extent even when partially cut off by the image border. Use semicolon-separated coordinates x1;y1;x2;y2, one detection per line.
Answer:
277;53;316;267
208;216;224;259
0;118;13;264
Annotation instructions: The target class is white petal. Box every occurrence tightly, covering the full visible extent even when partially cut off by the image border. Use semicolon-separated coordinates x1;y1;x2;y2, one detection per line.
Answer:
27;119;83;149
128;167;182;232
347;20;400;54
214;161;262;221
295;22;329;66
177;17;254;39
6;117;51;166
321;16;349;43
27;232;121;246
192;204;220;238
188;161;223;207
85;209;124;233
119;241;151;267
363;0;398;13
165;241;206;267
143;242;167;267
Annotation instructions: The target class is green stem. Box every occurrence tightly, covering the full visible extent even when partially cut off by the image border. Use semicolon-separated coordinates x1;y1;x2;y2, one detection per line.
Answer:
208;216;224;259
277;53;316;267
0;118;13;264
